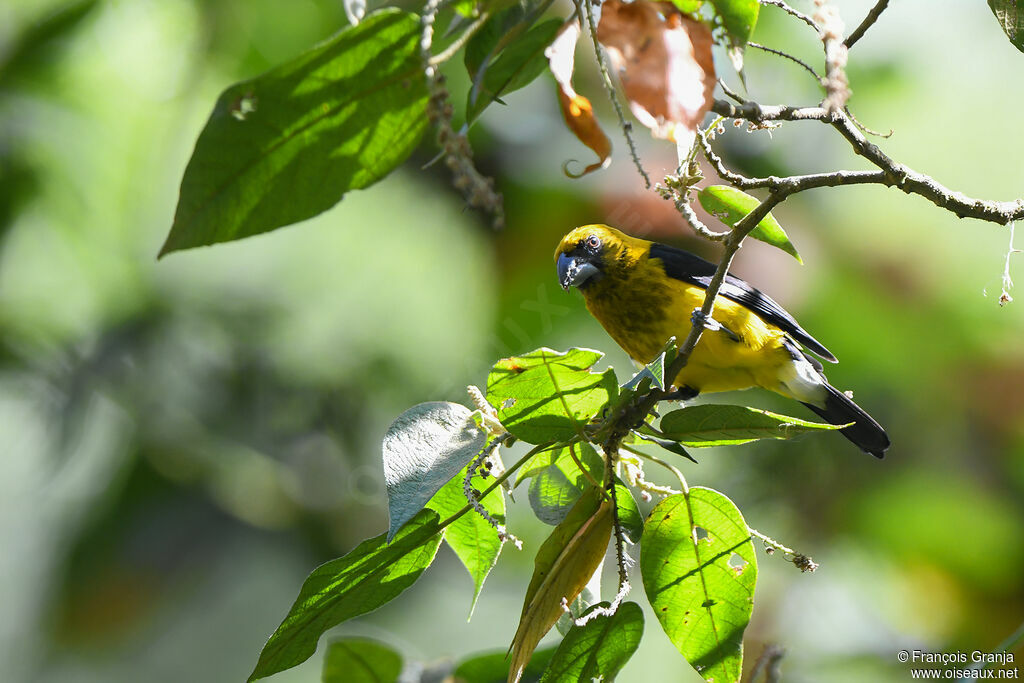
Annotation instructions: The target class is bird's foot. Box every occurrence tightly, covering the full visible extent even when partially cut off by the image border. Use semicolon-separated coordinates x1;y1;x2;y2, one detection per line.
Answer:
690;308;740;342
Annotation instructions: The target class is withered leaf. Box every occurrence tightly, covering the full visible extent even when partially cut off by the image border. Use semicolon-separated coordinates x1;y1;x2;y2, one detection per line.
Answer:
545;20;612;177
597;0;716;152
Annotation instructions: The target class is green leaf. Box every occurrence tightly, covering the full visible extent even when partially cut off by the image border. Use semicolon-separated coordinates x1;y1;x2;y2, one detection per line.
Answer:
669;0;705;13
383;401;487;541
540;602;644;682
249;510;443;681
623;337;677;392
614;480;644;544
452;647;556;683
659;404;843;447
465;12;562;122
520;443;641;543
0;0;100;85
641;488;757;683
515;442;596;485
322;638;402;683
988;0;1024;52
697;185;801;262
161;9;428;256
486;348;617;444
427;460;504;618
453;0;480;19
555;572;601;636
709;0;759;47
634;429;699;464
464;5;527;77
529;465;590;525
526;443;603;525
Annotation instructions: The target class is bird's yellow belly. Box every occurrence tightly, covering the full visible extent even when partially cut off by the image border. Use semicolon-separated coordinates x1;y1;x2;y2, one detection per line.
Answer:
586;279;793;395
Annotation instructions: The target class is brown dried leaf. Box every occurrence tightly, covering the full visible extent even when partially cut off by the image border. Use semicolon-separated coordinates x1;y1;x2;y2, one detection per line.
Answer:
545;21;612;178
597;0;716;152
506;487;613;683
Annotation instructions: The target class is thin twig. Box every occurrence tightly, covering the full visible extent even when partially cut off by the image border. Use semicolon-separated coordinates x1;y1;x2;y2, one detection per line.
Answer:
959;619;1024;679
658;180;730;241
606;468;632;610
428;9;492;66
463;434;521;547
759;0;819;32
719;78;748;105
844;0;890;49
749;41;822;82
618;446;681;500
844;106;893;138
710;99;1024;225
421;0;504;228
749;527;819;572
580;0;651;188
699;134;888;192
576;441;632;626
438;441;556;530
749;644;786;683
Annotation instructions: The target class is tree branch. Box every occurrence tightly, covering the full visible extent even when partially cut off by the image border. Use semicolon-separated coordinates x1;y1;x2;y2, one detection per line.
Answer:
698;131;887;191
759;0;819;32
844;0;890;49
710;99;1024;224
749;41;822;82
580;0;651;189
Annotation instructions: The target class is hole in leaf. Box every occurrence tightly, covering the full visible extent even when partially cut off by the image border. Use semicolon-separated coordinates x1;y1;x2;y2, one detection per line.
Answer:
694;526;709;542
729;553;748;573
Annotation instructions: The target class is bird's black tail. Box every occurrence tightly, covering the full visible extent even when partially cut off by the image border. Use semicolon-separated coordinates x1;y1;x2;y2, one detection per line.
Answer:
801;383;889;458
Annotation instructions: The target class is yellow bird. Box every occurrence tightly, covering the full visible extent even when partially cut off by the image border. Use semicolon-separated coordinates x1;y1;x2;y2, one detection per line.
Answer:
555;224;889;457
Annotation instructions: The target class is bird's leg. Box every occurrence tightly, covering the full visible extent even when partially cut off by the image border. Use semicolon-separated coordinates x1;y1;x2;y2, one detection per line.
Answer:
691;308;740;342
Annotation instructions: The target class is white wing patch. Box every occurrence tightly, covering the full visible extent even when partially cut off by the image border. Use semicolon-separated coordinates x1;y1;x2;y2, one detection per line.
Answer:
778;352;828;405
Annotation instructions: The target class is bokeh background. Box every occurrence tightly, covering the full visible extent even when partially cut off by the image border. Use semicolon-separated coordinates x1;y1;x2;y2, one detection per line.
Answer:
2;0;1022;681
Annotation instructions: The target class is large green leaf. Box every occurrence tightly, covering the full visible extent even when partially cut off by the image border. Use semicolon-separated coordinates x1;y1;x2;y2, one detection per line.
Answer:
249;510;443;681
709;0;759;47
521;444;642;543
162;9;428;256
486;348;616;444
988;0;1024;52
641;488;757;683
465;11;562;122
668;0;704;13
539;602;644;682
427;460;505;618
322;638;402;683
659;404;842;447
451;647;556;683
382;401;487;541
697;185;801;262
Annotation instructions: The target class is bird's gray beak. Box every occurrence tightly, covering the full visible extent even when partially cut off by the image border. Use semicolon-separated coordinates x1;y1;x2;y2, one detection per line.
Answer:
557;252;601;291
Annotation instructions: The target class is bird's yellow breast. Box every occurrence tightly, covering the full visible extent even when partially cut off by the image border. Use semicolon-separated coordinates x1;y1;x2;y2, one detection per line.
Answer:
581;260;793;395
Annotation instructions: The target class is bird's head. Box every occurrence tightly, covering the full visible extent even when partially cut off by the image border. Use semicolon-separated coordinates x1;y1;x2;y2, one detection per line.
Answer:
555;224;632;291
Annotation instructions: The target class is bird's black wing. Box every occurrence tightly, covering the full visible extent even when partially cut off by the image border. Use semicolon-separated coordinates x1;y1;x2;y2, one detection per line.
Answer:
648;242;837;362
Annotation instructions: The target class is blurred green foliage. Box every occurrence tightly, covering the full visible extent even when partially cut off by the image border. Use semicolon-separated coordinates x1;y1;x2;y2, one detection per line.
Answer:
1;0;1022;682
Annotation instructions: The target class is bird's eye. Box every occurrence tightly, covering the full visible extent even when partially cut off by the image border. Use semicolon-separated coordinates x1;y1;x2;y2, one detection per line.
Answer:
585;235;601;250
